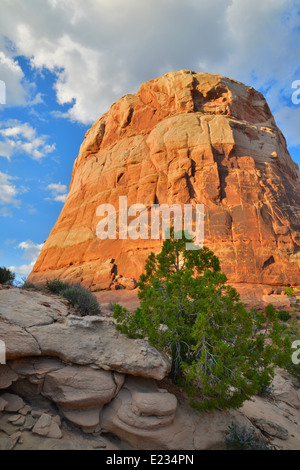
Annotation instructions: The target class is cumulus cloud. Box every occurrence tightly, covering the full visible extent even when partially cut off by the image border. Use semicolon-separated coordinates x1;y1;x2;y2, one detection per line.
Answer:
9;240;43;277
0;0;299;148
18;240;44;261
0;50;27;106
8;262;35;277
274;105;300;147
0;0;298;135
0;171;20;206
0;207;13;217
46;182;68;202
0;120;55;160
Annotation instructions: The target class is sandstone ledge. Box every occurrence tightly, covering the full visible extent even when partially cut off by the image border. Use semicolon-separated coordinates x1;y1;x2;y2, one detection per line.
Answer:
0;287;170;380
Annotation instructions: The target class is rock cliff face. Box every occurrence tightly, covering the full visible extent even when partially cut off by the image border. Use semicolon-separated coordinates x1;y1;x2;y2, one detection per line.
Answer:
28;70;300;289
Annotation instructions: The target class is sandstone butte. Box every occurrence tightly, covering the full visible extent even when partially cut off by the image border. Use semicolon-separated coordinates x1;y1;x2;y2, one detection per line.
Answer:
28;70;300;290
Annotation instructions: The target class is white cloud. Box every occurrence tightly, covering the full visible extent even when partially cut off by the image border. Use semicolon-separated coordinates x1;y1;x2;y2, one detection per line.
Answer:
9;261;36;277
0;50;27;106
46;182;68;203
54;194;68;203
18;240;44;261
0;120;55;160
9;240;43;277
0;0;299;146
5;238;16;245
0;207;13;217
0;171;20;206
274;106;300;147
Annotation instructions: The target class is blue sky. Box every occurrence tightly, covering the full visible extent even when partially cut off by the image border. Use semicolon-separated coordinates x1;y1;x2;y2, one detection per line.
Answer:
0;0;300;279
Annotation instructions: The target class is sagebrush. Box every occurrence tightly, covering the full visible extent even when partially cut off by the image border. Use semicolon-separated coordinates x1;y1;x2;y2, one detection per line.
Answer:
62;284;100;316
46;278;100;316
225;422;271;450
46;278;68;294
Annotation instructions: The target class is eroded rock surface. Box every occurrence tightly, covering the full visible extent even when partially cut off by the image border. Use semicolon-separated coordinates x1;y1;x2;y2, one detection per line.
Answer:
0;287;170;380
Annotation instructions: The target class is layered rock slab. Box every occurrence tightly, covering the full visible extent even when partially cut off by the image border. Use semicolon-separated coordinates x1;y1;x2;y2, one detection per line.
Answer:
0;288;170;380
27;70;300;288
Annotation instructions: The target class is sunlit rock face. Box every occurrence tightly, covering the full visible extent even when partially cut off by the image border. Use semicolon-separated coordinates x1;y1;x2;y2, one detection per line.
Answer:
28;70;300;289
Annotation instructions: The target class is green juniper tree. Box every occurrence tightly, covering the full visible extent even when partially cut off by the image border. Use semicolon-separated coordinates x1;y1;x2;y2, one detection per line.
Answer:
113;231;291;411
0;267;15;285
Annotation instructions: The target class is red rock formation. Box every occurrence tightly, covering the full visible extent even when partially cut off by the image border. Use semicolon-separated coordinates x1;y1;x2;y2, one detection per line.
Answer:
28;70;300;289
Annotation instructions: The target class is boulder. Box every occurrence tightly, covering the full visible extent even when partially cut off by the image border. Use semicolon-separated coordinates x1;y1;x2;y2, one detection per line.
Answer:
0;288;68;328
28;318;170;380
239;394;300;450
251;418;289;440
116;277;138;290
43;366;117;409
8;415;25;426
101;376;232;450
271;371;300;409
0;431;22;451
101;376;182;449
61;409;101;431
0;289;170;381
32;414;62;439
0;320;41;360
1;393;25;413
0;397;8;411
0;366;18;390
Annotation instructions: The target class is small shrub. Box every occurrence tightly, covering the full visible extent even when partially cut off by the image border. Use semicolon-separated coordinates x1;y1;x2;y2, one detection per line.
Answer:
46;278;68;294
284;286;295;297
257;383;273;398
62;284;100;316
46;278;100;316
280;318;299;342
0;267;15;285
225;422;271;450
277;310;291;322
22;282;37;290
